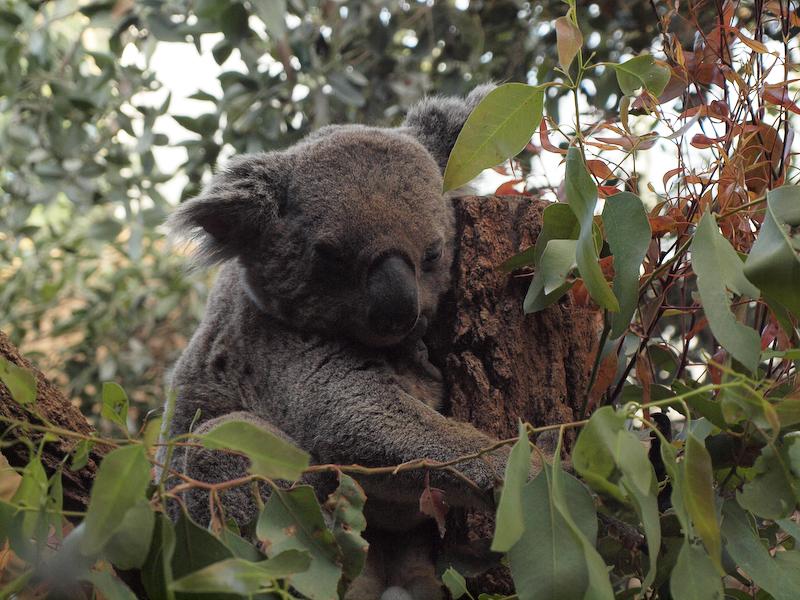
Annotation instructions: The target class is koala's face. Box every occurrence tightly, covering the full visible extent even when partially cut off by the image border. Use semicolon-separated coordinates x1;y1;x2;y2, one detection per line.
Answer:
234;128;454;347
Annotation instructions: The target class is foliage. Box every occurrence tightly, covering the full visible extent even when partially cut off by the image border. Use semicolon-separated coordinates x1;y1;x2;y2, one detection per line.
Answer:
2;0;800;599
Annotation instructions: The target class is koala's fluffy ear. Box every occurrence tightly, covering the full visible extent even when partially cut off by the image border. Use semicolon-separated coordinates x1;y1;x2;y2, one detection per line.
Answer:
167;152;291;266
402;83;495;173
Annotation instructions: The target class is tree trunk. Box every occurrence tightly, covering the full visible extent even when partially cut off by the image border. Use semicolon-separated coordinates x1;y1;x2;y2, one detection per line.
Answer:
427;195;601;593
0;330;105;513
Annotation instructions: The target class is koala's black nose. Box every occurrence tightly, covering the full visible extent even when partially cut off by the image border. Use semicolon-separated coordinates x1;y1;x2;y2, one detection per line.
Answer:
366;254;419;338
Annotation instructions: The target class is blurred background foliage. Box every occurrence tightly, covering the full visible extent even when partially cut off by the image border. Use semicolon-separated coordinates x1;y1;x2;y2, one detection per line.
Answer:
0;0;698;424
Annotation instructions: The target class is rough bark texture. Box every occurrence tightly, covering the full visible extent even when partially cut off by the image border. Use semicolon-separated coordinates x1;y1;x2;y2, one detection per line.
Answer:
428;195;600;594
0;330;105;513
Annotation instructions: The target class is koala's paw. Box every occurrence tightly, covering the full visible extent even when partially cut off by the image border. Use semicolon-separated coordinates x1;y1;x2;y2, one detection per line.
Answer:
381;587;414;600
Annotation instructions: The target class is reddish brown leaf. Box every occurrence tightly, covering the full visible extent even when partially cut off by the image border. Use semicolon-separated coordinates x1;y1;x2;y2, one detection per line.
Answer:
419;475;448;538
648;215;678;237
763;84;800;115
586;159;614;181
495;179;525;196
539;118;567;154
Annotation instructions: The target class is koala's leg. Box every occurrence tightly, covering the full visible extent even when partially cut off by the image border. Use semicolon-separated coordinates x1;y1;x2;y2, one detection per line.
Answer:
347;527;442;600
386;526;443;600
180;411;297;528
344;533;387;600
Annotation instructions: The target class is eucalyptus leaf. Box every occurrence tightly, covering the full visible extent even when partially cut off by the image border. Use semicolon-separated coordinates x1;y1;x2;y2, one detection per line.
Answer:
565;147;619;311
80;444;151;556
444;83;544;191
0;357;36;405
614;55;670;97
691;211;760;373
744;185;800;317
201;419;310;481
602;192;651;337
492;421;531;552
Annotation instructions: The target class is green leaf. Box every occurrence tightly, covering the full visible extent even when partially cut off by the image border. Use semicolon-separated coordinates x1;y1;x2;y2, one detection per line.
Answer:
70;439;93;471
721;501;800;600
171;551;310;595
565;147;619;311
614;55;671;97
550;460;613;600
83;571;138;600
691;211;760;373
0;357;36;405
683;434;722;570
171;511;234;583
201;419;310;481
80;444;151;556
11;455;48;542
615;429;661;590
492;421;531;552
442;567;469;599
323;474;368;582
669;542;723;600
507;466;602;600
572;406;627;502
101;382;129;433
104;499;155;570
718;383;780;438
523;239;577;313
257;486;341;600
47;469;63;541
443;83;544;191
143;514;177;600
602;192;651;337
744;185;800;317
736;445;796;520
508;203;580;271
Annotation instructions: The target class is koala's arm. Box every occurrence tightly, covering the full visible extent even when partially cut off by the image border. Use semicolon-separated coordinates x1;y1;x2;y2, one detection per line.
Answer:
266;349;533;510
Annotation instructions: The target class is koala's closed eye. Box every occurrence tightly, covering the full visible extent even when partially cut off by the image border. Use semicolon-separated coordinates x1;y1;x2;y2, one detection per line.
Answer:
422;240;443;270
314;240;345;264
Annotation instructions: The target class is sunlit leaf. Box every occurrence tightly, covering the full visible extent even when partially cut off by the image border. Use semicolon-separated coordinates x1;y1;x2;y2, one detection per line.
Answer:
444;83;544;191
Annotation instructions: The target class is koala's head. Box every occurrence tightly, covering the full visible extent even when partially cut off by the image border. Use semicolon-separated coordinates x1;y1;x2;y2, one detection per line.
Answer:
169;86;490;347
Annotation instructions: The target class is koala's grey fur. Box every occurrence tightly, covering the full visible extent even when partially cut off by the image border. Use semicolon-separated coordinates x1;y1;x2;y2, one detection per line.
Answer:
159;84;538;599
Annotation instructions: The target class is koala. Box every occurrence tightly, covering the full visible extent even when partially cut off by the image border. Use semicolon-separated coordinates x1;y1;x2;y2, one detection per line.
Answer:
158;85;539;599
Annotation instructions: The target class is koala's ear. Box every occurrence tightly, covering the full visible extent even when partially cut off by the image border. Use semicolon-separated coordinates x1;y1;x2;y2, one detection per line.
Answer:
401;83;495;173
168;152;291;266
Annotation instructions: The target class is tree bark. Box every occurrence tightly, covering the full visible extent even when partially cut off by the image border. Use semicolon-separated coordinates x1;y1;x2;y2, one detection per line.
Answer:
427;195;601;593
0;330;105;513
